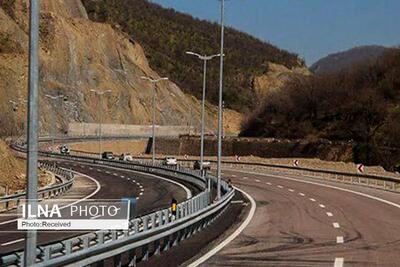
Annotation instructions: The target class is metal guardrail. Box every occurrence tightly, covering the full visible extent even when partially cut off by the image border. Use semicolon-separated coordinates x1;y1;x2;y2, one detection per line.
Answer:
0;163;75;212
175;159;400;193
1;146;233;267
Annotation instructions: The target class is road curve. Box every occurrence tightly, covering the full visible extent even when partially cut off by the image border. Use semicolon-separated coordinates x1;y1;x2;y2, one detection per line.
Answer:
200;168;400;267
0;160;189;254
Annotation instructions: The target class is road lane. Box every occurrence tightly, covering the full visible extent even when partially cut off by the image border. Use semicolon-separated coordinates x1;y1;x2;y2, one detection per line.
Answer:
0;160;189;254
201;168;400;267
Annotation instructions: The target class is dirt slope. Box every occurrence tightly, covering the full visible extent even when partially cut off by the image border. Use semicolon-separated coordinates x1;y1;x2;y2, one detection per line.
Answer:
0;0;242;137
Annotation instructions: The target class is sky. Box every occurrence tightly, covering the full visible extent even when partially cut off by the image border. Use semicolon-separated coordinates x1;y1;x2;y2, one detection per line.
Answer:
150;0;400;65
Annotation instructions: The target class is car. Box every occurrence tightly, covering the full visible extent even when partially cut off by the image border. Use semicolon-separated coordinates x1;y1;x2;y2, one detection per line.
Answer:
120;153;133;162
163;156;178;166
102;151;114;160
59;145;70;155
193;160;211;170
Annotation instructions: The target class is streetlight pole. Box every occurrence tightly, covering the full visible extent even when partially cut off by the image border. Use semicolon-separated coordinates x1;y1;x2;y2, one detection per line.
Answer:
140;76;169;165
24;0;40;264
45;94;64;148
90;89;111;159
217;0;226;200
186;51;220;177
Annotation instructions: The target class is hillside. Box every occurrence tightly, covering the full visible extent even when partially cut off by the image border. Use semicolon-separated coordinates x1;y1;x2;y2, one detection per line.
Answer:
0;0;242;138
242;49;400;169
311;45;389;74
81;0;306;112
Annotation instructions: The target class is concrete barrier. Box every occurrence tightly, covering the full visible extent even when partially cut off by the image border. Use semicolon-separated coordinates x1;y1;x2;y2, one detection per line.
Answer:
68;123;195;137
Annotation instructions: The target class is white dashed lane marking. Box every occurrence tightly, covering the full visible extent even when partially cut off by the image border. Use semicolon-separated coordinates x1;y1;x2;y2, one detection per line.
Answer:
266;182;272;185
277;185;283;189
299;193;305;196
288;189;294;192
333;222;341;229
1;238;25;246
327;212;334;217
319;204;326;208
255;179;260;182
309;198;316;202
336;236;344;243
334;258;344;267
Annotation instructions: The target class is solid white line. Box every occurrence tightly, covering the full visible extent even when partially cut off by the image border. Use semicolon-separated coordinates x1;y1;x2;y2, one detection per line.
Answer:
333;222;340;228
187;186;256;267
309;198;316;202
336;236;344;243
319;204;326;208
327;212;334;217
334;257;344;267
1;238;25;246
299;193;305;196
231;200;244;204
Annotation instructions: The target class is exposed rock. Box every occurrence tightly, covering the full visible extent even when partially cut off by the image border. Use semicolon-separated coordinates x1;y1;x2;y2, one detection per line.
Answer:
0;0;242;138
252;62;311;97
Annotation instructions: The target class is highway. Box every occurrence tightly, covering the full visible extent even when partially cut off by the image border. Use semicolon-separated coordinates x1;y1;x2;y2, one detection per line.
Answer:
196;168;400;267
0;160;190;255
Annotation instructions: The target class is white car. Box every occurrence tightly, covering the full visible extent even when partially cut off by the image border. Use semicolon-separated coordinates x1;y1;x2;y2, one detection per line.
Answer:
163;156;178;166
120;153;133;162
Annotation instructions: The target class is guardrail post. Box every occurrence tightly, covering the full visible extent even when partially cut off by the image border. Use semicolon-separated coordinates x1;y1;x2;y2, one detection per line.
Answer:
43;246;51;261
64;240;72;255
163;209;169;224
128;250;137;267
113;254;122;267
83;236;90;249
98;231;105;244
163;236;171;252
172;231;180;247
150;213;156;229
143;216;149;231
112;230;118;240
142;245;149;261
134;219;139;234
154;240;161;255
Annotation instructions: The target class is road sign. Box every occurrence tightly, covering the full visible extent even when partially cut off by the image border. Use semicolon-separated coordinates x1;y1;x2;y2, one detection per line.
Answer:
293;160;299;167
357;164;364;173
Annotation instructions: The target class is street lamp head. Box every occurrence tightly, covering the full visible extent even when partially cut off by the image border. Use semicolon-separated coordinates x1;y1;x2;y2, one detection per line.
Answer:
186;51;201;58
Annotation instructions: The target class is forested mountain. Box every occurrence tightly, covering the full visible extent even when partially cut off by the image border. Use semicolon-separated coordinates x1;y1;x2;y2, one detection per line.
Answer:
311;45;389;74
82;0;304;112
242;49;400;168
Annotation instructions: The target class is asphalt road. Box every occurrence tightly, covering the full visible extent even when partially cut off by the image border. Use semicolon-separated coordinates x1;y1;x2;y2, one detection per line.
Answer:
0;160;188;255
199;168;400;267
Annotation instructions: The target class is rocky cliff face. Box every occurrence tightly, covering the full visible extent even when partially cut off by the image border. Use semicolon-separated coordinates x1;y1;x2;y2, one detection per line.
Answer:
0;0;242;137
